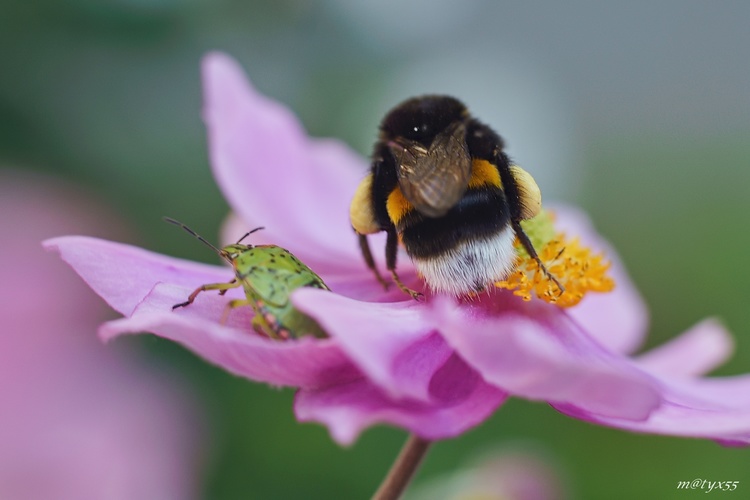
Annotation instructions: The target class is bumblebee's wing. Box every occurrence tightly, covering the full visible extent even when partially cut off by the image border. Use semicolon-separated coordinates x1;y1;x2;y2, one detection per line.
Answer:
389;121;471;218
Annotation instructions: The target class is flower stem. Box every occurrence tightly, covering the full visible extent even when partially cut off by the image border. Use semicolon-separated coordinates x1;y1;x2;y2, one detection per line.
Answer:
372;434;431;500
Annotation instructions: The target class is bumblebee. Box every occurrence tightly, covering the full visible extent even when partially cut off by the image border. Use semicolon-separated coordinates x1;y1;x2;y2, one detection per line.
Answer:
349;95;561;299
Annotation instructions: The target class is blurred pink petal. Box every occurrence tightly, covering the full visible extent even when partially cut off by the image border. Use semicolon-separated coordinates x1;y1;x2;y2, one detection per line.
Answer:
409;448;566;500
636;318;734;377
0;355;200;500
1;171;202;500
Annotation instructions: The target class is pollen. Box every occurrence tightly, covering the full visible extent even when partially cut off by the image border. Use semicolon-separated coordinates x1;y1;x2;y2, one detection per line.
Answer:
495;211;615;307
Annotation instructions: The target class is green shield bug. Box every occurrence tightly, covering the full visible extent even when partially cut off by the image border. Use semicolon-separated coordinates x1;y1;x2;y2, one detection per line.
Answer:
165;217;329;340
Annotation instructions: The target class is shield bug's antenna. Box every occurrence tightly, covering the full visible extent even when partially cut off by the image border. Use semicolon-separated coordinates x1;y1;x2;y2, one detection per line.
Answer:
236;227;265;244
163;217;223;255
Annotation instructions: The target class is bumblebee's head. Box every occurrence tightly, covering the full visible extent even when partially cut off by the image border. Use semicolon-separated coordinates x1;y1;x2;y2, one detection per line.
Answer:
380;95;467;147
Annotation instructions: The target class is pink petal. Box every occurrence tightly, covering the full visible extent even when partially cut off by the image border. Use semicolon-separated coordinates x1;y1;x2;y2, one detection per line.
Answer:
100;283;359;389
295;354;506;445
431;296;661;420
558;320;748;442
636;318;734;377
44;236;232;316
293;288;448;401
5;172;202;499
4;171;125;332
555;374;750;443
1;349;203;500
202;52;368;269
552;205;649;355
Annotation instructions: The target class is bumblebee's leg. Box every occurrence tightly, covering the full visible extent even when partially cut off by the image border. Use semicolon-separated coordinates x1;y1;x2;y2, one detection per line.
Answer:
385;227;424;301
511;220;565;294
172;280;241;310
358;233;389;289
218;278;238;296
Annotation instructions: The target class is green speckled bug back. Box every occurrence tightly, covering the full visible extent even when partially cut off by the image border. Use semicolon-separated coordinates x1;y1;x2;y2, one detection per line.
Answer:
225;243;329;339
165;217;330;341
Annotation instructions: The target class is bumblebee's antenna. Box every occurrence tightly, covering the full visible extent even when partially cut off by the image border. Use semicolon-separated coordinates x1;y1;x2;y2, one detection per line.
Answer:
163;217;223;255
236;227;265;244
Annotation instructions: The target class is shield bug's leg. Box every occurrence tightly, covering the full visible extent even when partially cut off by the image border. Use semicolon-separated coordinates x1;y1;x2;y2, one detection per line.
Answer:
511;220;565;295
251;315;277;339
172;280;241;310
223;299;285;340
218;278;238;296
249;300;282;339
358;233;389;289
220;298;252;324
385;227;424;301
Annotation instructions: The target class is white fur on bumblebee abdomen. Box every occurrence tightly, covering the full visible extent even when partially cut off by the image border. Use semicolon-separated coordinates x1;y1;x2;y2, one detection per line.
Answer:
412;226;517;295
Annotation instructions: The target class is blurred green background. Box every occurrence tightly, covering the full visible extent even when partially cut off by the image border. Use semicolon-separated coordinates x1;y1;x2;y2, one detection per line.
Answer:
2;1;748;498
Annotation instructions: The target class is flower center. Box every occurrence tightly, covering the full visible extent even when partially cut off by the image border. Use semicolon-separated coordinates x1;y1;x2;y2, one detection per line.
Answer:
494;210;615;307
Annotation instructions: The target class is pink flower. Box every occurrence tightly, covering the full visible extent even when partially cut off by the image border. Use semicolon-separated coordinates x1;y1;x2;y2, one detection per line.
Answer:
46;53;750;447
2;171;203;500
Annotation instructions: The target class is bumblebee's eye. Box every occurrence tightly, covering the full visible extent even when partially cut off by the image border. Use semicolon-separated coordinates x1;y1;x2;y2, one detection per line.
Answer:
402;122;432;143
382;96;466;146
411;123;431;138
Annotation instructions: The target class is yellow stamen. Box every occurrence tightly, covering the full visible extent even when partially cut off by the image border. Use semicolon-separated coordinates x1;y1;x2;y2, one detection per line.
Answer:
495;211;615;307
